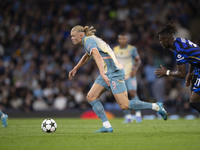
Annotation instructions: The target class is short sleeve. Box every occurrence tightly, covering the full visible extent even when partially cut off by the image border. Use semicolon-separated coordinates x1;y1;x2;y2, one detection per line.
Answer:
176;53;188;65
84;38;98;55
130;47;139;58
174;41;188;65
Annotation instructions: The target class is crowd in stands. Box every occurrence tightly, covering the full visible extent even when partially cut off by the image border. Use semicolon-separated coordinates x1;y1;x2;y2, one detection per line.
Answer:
0;0;200;114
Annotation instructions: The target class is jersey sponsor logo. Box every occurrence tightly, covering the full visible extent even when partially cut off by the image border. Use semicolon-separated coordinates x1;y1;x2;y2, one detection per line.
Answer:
176;54;185;61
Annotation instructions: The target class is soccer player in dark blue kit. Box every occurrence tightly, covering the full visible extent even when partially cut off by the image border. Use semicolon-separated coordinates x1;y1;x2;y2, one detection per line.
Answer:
154;23;200;114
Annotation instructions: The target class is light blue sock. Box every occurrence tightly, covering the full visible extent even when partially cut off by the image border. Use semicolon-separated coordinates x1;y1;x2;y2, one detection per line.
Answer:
129;99;152;110
132;95;139;101
0;109;3;117
123;110;131;115
124;95;140;116
89;99;108;122
131;96;142;116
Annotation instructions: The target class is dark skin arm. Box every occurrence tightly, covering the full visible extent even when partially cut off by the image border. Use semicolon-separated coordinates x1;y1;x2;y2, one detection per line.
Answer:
154;64;186;79
185;64;194;87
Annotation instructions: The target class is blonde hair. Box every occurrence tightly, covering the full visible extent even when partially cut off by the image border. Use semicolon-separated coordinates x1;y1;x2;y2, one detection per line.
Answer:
71;25;96;36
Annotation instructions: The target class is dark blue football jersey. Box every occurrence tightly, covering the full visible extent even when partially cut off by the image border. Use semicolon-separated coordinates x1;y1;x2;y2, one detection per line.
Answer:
173;37;200;67
173;37;200;93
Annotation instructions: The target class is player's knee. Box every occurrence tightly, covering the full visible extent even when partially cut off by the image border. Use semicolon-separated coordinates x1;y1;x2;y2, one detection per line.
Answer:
86;94;96;102
121;104;129;110
119;102;129;110
189;102;195;108
129;91;136;98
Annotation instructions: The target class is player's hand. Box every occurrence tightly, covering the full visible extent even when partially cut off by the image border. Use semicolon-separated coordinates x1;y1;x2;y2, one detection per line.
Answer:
185;73;193;87
101;73;110;86
130;69;137;78
154;65;167;78
68;68;77;80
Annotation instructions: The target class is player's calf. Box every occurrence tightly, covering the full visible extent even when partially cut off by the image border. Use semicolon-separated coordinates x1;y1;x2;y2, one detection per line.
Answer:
189;102;200;113
1;114;8;127
118;101;129;110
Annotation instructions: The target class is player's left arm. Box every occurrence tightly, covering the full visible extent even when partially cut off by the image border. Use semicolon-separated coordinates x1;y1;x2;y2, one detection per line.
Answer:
130;47;141;77
154;64;186;79
185;64;194;87
130;56;141;77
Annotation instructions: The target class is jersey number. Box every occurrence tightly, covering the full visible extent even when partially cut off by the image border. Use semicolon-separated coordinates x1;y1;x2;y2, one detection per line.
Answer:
180;38;198;47
194;78;200;87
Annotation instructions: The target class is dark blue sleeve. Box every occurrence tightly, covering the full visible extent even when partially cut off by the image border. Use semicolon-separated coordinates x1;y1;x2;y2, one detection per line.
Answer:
176;53;187;65
174;43;188;65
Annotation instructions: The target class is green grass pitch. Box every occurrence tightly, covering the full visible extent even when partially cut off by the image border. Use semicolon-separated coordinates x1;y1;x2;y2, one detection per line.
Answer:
0;118;200;150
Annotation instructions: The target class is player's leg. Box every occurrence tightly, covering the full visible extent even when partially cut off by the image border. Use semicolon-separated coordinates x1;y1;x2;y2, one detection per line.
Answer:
113;91;167;120
87;76;113;133
128;77;142;123
0;106;8;127
122;110;132;123
189;92;200;113
110;77;167;120
189;75;200;113
122;79;133;123
129;90;142;123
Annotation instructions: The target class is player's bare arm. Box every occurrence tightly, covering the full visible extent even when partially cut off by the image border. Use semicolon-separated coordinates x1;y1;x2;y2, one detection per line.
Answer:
130;56;141;77
154;64;186;79
185;64;194;87
68;52;90;80
91;48;110;86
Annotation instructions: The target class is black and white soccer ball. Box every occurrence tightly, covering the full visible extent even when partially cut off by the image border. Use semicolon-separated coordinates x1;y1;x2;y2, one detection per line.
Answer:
41;118;57;133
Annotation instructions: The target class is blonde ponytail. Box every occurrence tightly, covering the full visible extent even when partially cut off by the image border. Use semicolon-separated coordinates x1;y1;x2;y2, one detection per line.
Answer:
71;25;96;36
83;26;96;36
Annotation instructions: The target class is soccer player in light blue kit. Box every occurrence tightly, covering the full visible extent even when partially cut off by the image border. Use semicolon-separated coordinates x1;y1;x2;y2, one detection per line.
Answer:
114;33;142;123
69;25;167;133
0;107;8;127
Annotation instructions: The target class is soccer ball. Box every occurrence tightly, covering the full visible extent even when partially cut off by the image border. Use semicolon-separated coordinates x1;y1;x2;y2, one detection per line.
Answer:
41;118;57;133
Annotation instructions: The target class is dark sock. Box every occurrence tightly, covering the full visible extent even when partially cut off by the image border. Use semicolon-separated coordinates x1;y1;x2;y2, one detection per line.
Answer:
189;102;200;113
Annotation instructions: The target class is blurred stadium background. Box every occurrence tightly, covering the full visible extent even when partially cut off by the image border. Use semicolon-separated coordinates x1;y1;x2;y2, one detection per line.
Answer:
0;0;200;118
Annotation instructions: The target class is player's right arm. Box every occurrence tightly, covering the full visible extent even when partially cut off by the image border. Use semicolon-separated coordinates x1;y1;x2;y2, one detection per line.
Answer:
154;64;186;79
155;51;187;79
68;52;90;80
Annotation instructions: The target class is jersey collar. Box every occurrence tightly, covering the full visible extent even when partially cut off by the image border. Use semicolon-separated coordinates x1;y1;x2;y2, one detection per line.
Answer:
82;36;87;45
120;44;128;49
